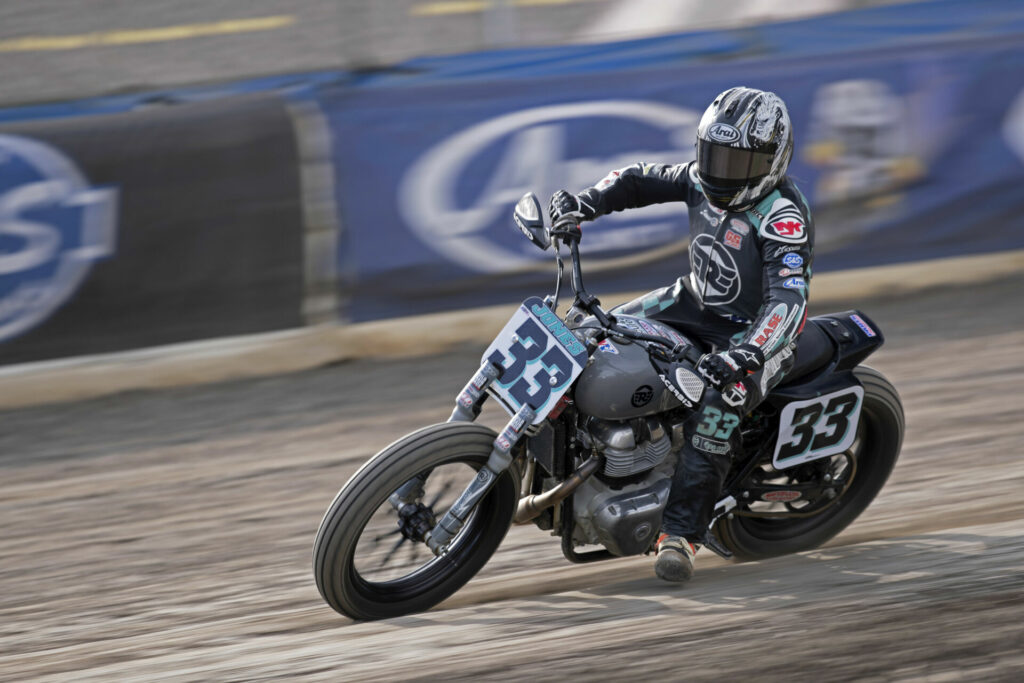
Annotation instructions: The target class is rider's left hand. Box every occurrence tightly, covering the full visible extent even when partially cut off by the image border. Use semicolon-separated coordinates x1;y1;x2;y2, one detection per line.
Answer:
697;344;765;390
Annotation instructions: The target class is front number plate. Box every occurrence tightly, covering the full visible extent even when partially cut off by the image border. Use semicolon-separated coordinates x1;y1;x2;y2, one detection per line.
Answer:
773;386;864;469
482;297;589;425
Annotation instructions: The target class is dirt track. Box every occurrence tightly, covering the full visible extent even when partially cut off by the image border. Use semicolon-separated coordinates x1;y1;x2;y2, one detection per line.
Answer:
2;273;1024;681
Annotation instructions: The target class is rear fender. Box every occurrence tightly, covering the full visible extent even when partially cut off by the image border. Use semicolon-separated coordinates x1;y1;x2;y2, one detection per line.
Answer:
816;310;885;372
770;309;884;403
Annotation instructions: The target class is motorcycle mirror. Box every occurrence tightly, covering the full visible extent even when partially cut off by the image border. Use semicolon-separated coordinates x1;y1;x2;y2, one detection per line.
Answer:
513;193;550;250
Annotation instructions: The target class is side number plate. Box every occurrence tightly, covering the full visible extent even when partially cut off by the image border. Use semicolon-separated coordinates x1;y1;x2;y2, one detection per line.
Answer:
482;297;589;425
772;386;864;469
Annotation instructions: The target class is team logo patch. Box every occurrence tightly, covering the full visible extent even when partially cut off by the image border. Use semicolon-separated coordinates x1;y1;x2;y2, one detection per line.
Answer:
782;253;804;268
0;134;118;342
724;230;743;250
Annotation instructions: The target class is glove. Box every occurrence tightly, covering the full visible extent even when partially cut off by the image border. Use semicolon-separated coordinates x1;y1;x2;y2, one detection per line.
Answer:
697;344;765;391
549;190;584;224
548;190;584;244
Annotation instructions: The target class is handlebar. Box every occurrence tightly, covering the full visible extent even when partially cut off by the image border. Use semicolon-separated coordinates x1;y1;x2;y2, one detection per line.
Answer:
556;232;701;365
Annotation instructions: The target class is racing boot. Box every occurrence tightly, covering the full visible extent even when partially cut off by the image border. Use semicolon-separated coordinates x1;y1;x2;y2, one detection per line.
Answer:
654;533;697;583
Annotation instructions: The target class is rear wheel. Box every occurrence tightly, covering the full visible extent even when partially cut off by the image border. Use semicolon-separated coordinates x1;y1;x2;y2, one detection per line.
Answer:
313;422;519;620
717;366;903;560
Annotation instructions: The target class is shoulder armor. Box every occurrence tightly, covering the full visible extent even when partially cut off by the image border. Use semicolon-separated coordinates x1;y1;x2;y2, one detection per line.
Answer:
758;196;808;244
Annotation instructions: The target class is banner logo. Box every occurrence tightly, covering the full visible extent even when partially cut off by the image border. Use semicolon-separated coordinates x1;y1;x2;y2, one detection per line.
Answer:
0;135;118;342
399;100;699;272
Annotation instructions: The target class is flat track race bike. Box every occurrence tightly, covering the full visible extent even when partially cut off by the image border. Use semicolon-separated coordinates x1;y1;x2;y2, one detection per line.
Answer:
313;193;904;620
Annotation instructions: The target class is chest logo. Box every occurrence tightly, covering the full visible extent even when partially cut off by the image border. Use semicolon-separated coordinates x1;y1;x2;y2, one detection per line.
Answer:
690;233;741;305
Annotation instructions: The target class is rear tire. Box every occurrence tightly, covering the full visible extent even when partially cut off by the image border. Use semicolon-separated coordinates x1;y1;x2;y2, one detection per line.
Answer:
313;422;519;620
717;366;903;560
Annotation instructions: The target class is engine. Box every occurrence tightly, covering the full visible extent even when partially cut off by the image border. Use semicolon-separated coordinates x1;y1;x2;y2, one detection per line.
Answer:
571;416;681;556
585;416;672;478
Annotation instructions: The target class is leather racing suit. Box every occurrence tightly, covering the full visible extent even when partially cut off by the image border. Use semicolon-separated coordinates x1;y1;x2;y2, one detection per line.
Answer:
573;160;815;543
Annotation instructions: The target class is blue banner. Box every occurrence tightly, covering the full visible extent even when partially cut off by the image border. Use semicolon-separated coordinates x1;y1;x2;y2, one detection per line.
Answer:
324;15;1024;321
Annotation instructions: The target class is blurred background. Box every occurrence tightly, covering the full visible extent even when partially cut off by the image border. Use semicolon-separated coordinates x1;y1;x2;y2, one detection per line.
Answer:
1;0;1021;362
3;2;1024;681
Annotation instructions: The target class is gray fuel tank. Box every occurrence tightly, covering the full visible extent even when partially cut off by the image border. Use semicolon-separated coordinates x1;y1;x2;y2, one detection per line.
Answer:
573;316;694;420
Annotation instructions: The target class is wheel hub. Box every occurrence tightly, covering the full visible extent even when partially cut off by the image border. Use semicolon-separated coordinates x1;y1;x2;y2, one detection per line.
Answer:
397;502;437;543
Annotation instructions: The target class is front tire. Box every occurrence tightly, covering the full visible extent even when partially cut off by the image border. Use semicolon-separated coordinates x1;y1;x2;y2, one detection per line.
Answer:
313;422;519;620
717;366;904;560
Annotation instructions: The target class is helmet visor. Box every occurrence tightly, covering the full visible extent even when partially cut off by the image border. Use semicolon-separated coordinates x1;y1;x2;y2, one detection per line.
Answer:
697;139;775;181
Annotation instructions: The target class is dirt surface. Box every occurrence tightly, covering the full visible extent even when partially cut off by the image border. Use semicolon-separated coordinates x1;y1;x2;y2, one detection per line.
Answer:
2;273;1024;681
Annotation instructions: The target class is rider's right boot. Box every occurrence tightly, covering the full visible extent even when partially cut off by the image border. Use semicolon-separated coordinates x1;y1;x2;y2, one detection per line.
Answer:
654;533;697;583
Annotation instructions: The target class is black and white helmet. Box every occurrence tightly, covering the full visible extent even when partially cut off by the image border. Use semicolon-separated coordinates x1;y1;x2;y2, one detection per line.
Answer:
695;87;793;211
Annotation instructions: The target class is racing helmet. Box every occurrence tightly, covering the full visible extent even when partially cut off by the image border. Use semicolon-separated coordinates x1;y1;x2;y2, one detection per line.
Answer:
695;87;793;211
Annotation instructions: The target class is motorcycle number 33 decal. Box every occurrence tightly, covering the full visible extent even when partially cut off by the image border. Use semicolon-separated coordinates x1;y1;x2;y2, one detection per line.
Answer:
483;297;589;424
772;386;865;469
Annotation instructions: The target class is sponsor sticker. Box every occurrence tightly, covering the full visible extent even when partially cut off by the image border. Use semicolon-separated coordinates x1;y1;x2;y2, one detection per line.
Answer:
660;374;694;408
771;220;805;238
707;122;741;144
778;268;802;277
783;277;805;290
598;338;619;355
773;245;801;257
849;313;876;337
631;385;654;407
729;218;749;235
754;304;788;346
782;252;804;268
598;169;622;187
762;490;802;503
692;435;730;455
700;207;724;226
724;230;743;250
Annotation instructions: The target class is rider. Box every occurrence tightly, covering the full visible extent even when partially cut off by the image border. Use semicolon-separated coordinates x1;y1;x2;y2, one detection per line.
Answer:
549;87;814;583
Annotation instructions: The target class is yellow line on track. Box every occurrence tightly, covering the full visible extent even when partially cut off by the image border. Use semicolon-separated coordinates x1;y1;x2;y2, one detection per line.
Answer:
0;15;295;52
412;0;600;17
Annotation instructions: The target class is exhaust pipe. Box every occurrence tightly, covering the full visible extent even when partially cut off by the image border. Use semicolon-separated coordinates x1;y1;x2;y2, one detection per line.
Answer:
514;455;601;524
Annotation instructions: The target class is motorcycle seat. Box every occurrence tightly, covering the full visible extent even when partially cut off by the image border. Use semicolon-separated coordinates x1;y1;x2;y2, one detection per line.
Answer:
779;318;836;386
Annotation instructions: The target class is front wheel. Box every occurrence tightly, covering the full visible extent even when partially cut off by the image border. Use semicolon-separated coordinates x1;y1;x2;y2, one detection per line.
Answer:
717;366;904;560
313;422;520;620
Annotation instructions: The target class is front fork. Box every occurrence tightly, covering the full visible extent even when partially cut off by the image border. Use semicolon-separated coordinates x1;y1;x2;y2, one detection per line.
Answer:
390;361;536;556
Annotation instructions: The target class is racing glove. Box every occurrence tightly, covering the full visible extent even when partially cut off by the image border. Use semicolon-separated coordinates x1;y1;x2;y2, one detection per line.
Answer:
697;343;765;391
548;190;586;244
548;190;586;223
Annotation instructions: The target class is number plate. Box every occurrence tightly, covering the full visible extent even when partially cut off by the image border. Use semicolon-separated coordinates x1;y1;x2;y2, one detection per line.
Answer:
772;386;864;469
482;297;590;424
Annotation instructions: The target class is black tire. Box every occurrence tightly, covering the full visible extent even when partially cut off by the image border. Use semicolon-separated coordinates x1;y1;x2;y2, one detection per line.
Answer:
313;422;519;620
717;366;904;560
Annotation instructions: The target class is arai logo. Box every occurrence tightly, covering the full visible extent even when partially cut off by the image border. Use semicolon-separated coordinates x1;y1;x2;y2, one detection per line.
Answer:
399;100;699;272
0;135;117;342
707;123;741;144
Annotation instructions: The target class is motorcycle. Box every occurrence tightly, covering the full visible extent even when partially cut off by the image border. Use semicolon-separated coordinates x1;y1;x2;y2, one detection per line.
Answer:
313;193;904;620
